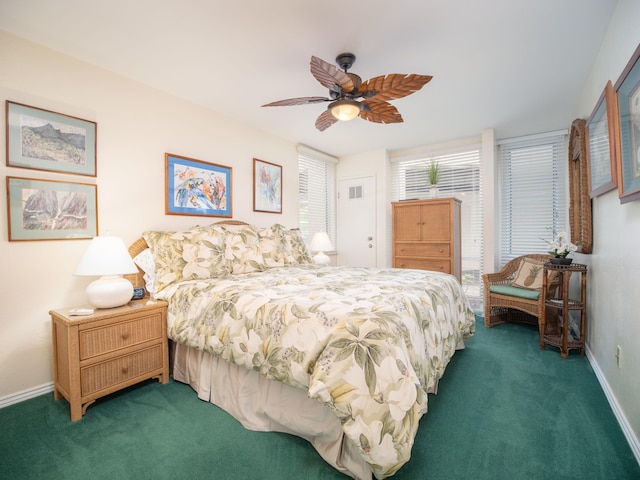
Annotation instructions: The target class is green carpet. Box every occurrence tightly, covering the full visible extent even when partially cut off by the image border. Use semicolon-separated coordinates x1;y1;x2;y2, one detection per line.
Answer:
1;318;638;479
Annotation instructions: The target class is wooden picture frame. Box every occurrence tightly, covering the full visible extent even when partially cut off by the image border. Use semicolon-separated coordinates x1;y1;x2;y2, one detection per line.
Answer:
6;101;97;177
165;153;232;217
586;81;618;197
253;158;282;214
6;176;98;241
614;42;640;204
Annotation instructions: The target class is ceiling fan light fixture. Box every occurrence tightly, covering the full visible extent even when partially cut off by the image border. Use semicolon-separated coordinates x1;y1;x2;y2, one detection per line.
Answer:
329;99;360;121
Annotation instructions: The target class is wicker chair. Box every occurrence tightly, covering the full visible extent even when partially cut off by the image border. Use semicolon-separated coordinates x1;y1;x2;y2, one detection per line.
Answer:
483;254;559;332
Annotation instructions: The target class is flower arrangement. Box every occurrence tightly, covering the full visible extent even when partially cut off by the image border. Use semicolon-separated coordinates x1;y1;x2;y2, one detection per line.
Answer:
542;228;578;258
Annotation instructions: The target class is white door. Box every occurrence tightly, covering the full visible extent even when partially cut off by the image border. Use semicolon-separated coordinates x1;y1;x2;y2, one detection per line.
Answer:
337;175;377;267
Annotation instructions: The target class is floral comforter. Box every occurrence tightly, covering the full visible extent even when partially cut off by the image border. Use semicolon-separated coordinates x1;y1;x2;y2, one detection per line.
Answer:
155;265;475;479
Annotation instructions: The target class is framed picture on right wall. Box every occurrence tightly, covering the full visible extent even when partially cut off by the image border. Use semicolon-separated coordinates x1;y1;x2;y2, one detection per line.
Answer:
586;81;618;198
614;42;640;204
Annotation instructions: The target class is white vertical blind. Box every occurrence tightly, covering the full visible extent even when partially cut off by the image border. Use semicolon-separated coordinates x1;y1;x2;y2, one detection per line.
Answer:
390;145;483;311
297;146;337;247
497;131;568;265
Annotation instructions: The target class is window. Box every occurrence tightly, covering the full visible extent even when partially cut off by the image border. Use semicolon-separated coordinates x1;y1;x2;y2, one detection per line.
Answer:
297;145;337;247
390;145;483;311
498;131;568;265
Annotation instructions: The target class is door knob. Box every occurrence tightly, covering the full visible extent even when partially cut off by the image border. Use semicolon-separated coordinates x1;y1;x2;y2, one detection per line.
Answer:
367;236;373;241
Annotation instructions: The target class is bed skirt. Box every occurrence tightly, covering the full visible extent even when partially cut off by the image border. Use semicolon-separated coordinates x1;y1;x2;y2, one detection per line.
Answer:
172;342;373;480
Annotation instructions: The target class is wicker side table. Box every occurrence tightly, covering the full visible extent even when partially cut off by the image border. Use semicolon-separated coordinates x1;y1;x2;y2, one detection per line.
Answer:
539;262;587;358
50;299;169;420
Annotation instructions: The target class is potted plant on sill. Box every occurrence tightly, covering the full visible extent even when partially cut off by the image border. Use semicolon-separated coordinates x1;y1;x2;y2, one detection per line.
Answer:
426;160;439;198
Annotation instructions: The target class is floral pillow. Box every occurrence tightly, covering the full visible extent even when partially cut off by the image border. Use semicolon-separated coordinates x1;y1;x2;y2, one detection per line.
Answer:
216;224;268;274
256;226;285;268
142;227;228;294
512;258;545;290
282;227;313;265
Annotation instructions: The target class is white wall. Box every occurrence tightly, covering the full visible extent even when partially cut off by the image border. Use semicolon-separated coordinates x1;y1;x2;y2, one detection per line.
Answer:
0;31;299;399
575;0;640;457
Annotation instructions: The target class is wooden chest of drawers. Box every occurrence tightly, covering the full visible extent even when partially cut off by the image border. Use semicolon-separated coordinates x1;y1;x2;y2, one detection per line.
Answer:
50;299;169;421
392;198;461;281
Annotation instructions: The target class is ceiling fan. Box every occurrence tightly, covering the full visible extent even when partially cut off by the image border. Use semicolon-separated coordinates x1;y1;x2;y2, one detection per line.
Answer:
261;53;433;132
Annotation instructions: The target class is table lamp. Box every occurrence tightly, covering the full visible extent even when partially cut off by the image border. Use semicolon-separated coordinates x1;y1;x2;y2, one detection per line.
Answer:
74;236;139;308
309;232;333;265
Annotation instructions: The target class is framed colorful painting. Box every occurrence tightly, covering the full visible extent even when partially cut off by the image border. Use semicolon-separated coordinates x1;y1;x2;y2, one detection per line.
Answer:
165;153;232;217
253;158;282;213
6;101;97;176
7;176;98;241
614;43;640;204
586;81;618;198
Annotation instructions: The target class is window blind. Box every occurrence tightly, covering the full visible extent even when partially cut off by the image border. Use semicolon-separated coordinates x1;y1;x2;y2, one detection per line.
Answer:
497;131;568;266
297;146;337;247
390;145;483;311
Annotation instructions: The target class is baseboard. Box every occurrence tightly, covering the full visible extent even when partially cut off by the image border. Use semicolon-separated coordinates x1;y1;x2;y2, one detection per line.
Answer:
586;345;640;465
0;382;53;409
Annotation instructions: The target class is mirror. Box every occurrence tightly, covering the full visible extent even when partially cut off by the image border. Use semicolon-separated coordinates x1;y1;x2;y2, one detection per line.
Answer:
568;118;593;254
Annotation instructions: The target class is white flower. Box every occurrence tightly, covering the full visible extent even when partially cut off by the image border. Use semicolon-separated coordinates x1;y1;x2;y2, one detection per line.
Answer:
542;228;578;258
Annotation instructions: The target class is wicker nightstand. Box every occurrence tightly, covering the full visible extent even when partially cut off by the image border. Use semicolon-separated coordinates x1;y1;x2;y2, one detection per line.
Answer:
50;299;169;421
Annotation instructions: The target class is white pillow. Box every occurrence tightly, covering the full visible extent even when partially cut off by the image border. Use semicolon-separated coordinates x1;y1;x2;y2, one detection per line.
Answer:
133;248;156;295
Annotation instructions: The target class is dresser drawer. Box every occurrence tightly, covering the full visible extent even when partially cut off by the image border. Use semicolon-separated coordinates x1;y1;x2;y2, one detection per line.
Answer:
394;242;450;257
393;257;452;274
80;344;164;396
79;312;163;360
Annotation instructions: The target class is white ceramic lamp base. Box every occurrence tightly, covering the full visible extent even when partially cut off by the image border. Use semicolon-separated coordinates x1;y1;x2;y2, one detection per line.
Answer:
313;252;331;265
86;275;134;309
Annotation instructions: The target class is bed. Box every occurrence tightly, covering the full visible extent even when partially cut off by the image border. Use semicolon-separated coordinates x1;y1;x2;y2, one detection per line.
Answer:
127;221;475;480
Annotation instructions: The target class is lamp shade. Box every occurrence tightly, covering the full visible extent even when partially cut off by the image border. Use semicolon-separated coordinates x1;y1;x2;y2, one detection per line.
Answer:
329;99;361;121
74;236;138;309
75;236;138;276
309;232;333;265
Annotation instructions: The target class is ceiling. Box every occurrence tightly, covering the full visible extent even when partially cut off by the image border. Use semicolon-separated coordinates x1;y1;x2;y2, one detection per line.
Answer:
0;0;618;158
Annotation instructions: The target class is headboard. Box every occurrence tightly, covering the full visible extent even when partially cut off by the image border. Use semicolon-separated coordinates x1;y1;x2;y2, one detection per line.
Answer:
124;220;249;292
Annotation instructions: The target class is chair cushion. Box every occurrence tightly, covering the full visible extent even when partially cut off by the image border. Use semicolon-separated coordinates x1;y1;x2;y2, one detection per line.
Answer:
489;284;540;300
512;258;544;289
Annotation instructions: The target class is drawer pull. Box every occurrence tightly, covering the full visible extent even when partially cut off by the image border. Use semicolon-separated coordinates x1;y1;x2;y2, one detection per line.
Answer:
122;366;129;374
121;333;129;340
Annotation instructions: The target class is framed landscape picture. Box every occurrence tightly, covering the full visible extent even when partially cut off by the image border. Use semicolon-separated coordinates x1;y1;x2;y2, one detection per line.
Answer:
165;153;232;217
253;158;282;213
6;101;97;176
614;43;640;203
6;176;98;241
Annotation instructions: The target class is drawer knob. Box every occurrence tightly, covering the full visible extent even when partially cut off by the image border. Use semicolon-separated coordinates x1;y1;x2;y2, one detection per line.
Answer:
122;366;129;374
121;333;129;340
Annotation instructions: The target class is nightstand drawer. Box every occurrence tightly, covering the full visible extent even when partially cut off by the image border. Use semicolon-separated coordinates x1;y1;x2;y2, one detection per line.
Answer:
79;312;163;360
81;344;163;396
395;242;450;257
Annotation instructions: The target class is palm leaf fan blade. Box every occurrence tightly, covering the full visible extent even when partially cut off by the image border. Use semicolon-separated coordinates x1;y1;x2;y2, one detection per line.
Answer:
262;96;330;107
315;109;339;131
310;56;354;93
360;100;403;124
360;74;432;102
